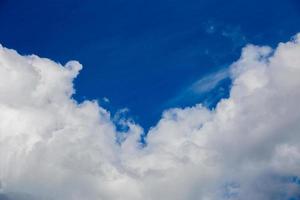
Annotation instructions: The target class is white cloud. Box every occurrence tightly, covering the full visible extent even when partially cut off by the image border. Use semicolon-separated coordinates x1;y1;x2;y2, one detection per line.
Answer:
1;34;300;200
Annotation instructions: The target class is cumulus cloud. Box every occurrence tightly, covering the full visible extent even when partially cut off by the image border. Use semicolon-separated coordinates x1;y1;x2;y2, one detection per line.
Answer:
1;34;300;200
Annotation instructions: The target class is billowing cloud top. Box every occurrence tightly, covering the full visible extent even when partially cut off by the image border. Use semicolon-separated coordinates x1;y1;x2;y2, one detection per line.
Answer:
1;34;300;200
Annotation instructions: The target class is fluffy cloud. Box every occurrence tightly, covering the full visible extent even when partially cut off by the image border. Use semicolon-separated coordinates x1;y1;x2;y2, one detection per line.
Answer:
0;34;300;200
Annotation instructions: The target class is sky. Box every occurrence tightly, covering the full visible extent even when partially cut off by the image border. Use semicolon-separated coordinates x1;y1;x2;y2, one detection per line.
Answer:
1;0;300;129
1;1;300;200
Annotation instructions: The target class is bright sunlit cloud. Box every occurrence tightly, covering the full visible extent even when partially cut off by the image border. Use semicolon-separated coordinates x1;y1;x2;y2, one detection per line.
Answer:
1;34;300;199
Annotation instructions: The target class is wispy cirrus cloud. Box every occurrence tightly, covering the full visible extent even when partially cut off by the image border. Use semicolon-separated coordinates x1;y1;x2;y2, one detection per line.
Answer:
165;68;230;109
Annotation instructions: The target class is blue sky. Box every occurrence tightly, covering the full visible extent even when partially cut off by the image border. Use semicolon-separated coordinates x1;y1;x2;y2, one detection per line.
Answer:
0;0;300;129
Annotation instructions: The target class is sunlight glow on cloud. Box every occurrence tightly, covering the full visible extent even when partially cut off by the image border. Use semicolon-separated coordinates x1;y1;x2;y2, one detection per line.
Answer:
1;34;300;199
